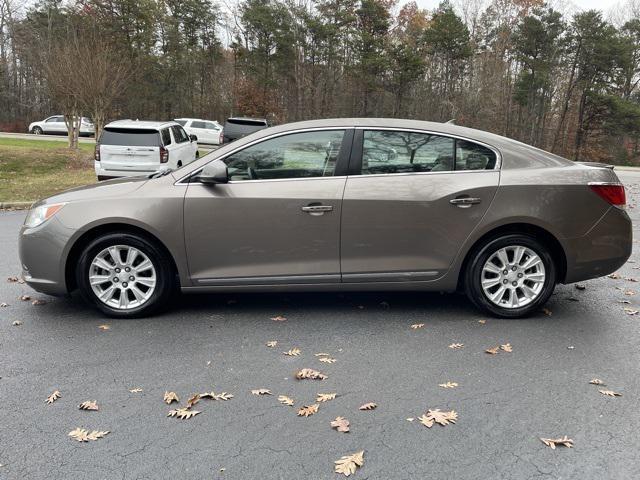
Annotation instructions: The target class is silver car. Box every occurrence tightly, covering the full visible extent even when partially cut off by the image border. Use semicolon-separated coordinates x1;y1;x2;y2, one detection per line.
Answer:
18;118;632;318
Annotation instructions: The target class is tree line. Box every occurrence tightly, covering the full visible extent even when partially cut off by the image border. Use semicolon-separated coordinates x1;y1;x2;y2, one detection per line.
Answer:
0;0;639;163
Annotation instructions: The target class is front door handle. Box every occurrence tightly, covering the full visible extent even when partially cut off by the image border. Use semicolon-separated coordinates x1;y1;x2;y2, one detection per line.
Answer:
449;197;481;208
302;204;333;216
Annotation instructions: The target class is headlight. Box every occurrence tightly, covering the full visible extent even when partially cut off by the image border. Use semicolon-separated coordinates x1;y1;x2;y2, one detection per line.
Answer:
24;203;66;228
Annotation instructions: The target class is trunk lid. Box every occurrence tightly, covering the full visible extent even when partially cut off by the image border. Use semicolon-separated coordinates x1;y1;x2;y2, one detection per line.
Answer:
99;128;161;172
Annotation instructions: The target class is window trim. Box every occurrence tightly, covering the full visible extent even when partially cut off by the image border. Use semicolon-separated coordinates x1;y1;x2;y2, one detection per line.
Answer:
178;127;354;185
349;127;502;176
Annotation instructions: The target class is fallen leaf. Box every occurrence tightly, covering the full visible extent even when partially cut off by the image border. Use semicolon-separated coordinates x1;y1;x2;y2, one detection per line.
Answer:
540;436;574;449
12;320;22;326
608;273;621;279
411;323;425;329
619;300;631;304
448;343;464;349
0;302;8;307
542;308;552;316
317;393;337;403
625;277;638;282
359;402;377;411
406;417;415;422
7;276;18;282
297;404;319;417
438;382;458;389
334;450;364;476
500;343;513;352
167;408;200;419
485;346;500;355
46;390;61;404
314;352;330;357
283;347;301;356
19;295;31;301
266;340;277;348
31;299;46;306
186;393;202;408
478;319;486;324
251;389;272;395
624;308;639;315
78;400;99;411
599;389;622;397
331;416;350;433
200;391;234;401
278;395;294;406
318;357;336;364
625;290;636;296
271;315;287;322
295;368;328;380
575;284;586;290
129;388;143;393
164;391;179;404
68;428;109;442
419;409;458;428
589;379;605;385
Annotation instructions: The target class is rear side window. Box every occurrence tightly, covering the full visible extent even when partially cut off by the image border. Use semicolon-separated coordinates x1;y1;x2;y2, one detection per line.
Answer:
171;125;189;143
100;128;161;147
161;128;172;146
191;121;206;129
456;140;497;170
204;122;219;130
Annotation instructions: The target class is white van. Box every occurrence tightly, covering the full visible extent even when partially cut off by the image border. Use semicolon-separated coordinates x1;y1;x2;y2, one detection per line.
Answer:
95;120;198;180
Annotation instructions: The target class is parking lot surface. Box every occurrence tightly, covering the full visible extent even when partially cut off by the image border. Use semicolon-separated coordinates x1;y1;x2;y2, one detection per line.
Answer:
1;172;640;479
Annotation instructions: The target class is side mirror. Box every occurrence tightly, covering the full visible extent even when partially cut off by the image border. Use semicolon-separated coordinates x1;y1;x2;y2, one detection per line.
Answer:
197;159;228;185
189;134;198;142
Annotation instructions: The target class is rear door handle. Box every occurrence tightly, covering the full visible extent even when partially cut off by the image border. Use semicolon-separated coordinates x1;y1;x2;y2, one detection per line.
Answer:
449;197;481;208
301;204;333;216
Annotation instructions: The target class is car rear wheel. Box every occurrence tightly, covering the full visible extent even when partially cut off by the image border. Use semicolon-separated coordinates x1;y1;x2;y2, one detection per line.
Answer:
76;233;174;318
464;234;556;318
32;126;43;135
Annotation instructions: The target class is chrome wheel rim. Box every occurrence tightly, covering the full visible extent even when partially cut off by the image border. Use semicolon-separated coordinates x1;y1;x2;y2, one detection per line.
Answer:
89;245;157;310
481;245;546;309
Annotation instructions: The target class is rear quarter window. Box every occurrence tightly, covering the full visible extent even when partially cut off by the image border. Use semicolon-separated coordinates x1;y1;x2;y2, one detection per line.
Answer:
100;128;161;147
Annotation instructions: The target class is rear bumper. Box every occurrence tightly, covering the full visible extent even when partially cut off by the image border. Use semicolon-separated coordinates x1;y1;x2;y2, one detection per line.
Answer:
95;162;165;180
563;206;632;283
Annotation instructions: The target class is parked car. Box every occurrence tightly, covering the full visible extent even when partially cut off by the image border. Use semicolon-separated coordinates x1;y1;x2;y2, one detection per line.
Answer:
174;118;223;145
28;115;95;136
94;120;198;181
19;118;631;318
223;117;269;143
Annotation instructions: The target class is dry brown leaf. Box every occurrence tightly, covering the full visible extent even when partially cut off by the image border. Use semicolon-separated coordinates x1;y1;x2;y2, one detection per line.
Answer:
317;393;337;403
448;343;464;349
7;276;18;282
31;299;46;306
251;389;272;395
45;390;61;404
599;389;622;397
164;391;179;404
295;368;328;380
478;319;487;324
200;391;234;401
271;315;287;322
20;295;31;301
12;320;22;326
438;382;458;389
297;404;319;417
419;409;458;428
608;273;621;279
78;400;99;411
266;340;277;348
589;379;605;385
314;352;330;357
98;325;110;331
359;402;377;411
331;416;350;433
0;302;8;307
278;395;294;406
167;408;200;419
624;290;636;296
334;450;364;476
129;388;143;393
485;346;500;355
186;394;201;408
318;357;336;364
411;323;425;329
540;436;574;449
575;284;586;290
542;308;553;316
68;428;109;442
283;348;301;356
500;343;513;352
624;307;639;315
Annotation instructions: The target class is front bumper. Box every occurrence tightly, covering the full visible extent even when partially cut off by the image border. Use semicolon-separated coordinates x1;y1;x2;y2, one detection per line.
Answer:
563;206;632;283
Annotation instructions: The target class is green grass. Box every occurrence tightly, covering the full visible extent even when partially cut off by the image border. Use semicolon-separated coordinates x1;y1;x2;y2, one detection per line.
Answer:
0;141;95;202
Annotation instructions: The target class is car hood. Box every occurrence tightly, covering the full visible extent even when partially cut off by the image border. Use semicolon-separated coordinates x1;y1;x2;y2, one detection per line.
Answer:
35;176;148;206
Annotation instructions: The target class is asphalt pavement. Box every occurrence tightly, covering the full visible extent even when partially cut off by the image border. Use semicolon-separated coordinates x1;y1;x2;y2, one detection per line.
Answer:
1;172;640;479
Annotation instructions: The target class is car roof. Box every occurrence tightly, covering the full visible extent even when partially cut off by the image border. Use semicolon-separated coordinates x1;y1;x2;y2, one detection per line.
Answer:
175;118;220;123
104;120;178;130
226;117;268;122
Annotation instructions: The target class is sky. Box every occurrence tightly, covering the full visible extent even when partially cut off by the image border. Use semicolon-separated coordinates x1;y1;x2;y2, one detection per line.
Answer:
413;0;622;11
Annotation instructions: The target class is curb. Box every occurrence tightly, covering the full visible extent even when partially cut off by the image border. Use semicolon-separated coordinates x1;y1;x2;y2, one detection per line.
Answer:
0;201;32;210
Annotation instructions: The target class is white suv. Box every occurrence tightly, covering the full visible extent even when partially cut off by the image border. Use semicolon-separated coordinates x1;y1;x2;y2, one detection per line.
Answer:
174;118;223;145
29;115;95;136
95;120;198;180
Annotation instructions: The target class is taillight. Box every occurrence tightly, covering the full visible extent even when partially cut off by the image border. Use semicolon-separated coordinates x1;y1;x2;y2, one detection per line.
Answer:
219;131;224;144
160;146;169;163
589;183;626;207
94;144;100;162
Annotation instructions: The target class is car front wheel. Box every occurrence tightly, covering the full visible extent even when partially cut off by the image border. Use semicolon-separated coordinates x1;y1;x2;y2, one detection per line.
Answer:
32;126;43;135
76;233;174;318
464;234;556;318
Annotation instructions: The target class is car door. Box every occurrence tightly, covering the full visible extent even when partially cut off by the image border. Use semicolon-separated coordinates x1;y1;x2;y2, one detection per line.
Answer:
183;129;352;284
43;116;64;134
189;120;211;144
171;125;195;164
340;129;500;282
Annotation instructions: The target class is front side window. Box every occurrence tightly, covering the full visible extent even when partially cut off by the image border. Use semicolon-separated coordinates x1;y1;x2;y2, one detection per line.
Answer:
362;130;454;174
224;130;345;181
171;125;189;143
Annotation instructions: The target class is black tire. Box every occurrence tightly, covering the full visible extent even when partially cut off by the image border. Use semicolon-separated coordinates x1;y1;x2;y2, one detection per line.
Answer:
76;233;175;318
32;126;43;135
464;234;556;318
